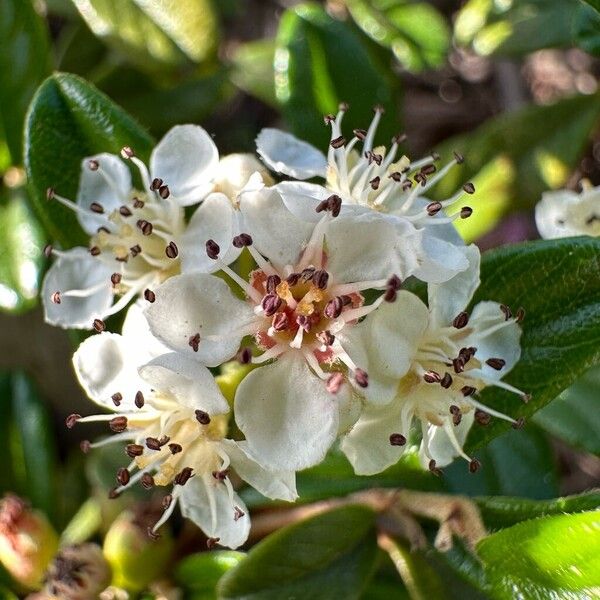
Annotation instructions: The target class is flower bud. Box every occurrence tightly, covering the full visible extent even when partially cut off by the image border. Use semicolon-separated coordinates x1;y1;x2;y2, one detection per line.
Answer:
41;543;111;599
103;507;174;592
215;361;255;407
213;153;274;201
0;495;58;589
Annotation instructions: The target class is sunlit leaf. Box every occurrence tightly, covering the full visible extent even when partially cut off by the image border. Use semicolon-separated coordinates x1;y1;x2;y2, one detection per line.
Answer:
434;94;600;240
0;186;45;313
230;40;277;107
71;0;218;70
346;0;450;71
477;511;600;598
175;551;245;598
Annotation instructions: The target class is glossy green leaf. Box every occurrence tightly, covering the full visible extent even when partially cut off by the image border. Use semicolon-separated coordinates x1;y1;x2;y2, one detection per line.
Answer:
0;187;45;313
9;372;58;521
217;505;379;600
230;40;277;107
534;365;600;455
476;491;600;529
175;551;245;598
276;2;401;148
434;94;600;241
71;0;218;70
346;0;450;71
445;426;558;500
465;237;600;452
0;0;52;163
25;73;154;247
454;0;577;57
477;511;600;598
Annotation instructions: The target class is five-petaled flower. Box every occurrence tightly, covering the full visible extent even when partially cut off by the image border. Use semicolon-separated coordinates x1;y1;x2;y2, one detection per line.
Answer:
338;247;527;475
70;306;296;548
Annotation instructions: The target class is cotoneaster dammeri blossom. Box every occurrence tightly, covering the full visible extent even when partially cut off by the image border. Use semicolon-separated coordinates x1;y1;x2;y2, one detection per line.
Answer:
339;246;527;475
145;185;442;471
69;308;296;548
256;103;476;277
42;126;260;330
535;180;600;239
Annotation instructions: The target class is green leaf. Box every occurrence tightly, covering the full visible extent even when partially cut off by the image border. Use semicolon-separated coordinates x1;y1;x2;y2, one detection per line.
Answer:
9;372;58;521
465;237;600;452
444;426;558;500
71;0;218;70
0;0;52;163
0;187;45;313
25;73;154;247
346;0;450;71
230;40;277;107
174;551;245;598
454;0;578;57
217;505;379;600
534;365;600;455
475;491;600;529
434;94;600;241
477;511;600;598
276;2;401;148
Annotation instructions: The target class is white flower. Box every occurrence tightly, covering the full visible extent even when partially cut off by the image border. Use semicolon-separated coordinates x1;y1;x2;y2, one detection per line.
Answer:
535;181;600;239
338;246;526;475
42;125;219;329
144;187;434;471
70;309;296;548
256;104;475;277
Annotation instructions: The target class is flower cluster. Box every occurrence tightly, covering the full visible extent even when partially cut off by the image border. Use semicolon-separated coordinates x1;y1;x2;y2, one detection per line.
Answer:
45;107;526;548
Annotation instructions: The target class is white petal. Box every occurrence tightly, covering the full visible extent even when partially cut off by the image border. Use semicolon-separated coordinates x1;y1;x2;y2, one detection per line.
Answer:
144;273;255;367
72;332;150;411
76;153;131;234
419;411;475;468
150;125;219;206
239;186;313;270
410;229;470;284
180;475;250;549
41;248;114;329
256;128;327;179
138;352;229;415
464;301;522;378
220;439;298;502
179;193;242;274
341;402;408;475
122;301;171;359
338;291;428;405
325;212;421;282
428;244;480;328
234;354;339;471
535;189;581;239
213;153;274;201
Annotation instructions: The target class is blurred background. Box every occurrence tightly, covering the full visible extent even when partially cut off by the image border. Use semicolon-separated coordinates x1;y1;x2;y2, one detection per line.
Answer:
1;0;599;596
